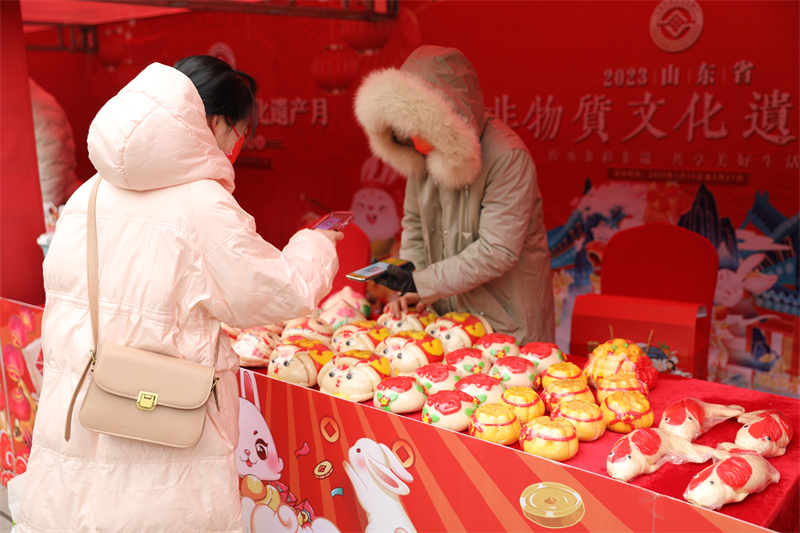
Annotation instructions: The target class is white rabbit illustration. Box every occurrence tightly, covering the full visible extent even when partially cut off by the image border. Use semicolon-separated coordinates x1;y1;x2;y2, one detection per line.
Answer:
238;370;342;533
238;369;284;481
343;438;417;533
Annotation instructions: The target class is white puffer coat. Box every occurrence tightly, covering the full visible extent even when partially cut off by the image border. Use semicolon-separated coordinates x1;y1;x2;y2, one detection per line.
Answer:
15;63;338;532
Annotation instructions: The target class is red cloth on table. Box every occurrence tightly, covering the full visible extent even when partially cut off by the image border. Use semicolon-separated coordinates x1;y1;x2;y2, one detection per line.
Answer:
383;358;800;532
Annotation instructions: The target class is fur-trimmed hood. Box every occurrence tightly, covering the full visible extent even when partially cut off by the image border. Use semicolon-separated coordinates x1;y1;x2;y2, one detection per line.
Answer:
354;46;487;188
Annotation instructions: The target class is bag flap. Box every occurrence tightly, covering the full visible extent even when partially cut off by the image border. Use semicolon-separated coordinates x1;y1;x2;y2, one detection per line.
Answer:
93;344;215;409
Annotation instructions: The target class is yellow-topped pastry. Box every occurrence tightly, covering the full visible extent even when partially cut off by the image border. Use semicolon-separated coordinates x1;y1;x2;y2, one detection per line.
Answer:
519;416;579;462
550;400;606;442
541;378;595;412
596;373;648;405
468;403;521;445
500;387;545;424
601;391;654;433
541;362;587;389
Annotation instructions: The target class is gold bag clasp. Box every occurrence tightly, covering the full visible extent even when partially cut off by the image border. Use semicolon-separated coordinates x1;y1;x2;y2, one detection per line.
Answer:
136;391;158;411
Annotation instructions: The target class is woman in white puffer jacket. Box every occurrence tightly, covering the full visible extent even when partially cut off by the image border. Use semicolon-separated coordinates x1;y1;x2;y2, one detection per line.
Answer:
14;56;341;533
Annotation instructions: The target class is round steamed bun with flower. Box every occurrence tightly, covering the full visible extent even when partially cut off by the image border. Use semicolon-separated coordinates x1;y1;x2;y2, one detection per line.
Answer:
473;333;520;365
373;376;427;414
519;342;567;376
446;347;490;377
414;363;460;395
489;356;539;389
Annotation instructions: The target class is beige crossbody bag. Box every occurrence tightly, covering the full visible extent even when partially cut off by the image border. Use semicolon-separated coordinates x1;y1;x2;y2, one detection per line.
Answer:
64;178;219;448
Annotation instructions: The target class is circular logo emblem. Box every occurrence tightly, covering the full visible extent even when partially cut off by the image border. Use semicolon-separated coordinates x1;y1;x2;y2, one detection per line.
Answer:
208;42;237;69
650;0;704;53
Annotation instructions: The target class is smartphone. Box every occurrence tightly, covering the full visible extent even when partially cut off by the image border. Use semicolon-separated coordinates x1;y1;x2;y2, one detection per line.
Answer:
311;211;353;231
346;258;412;282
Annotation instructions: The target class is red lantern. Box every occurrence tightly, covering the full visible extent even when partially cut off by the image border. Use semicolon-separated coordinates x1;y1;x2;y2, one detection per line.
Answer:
340;18;396;55
310;44;359;95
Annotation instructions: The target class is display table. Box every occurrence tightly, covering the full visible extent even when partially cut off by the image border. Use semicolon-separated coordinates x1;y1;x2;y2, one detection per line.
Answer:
239;358;799;533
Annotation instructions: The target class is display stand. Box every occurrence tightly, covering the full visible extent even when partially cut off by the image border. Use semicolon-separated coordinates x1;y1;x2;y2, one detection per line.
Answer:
236;367;798;533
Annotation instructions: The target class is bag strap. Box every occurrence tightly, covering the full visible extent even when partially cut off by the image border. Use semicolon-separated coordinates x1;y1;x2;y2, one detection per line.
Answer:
65;178;102;442
65;180;220;441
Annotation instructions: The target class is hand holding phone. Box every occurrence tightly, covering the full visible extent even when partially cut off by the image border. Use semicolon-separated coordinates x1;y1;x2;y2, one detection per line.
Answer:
311;211;353;231
346;258;413;282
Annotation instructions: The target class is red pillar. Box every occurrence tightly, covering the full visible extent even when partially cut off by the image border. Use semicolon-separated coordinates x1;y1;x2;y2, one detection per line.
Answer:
0;0;45;305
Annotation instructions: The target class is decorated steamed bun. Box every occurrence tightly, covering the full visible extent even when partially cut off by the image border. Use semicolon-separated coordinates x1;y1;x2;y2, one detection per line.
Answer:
234;329;283;367
316;350;392;402
583;338;658;390
446;347;491;377
596;373;648;405
414;363;460;395
374;330;445;376
318;300;367;330
425;312;493;353
519;342;567;376
422;389;476;432
377;308;438;333
267;338;335;387
281;316;335;344
469;403;521;445
541;378;594;413
373;376;427;413
454;374;505;407
601;391;654;433
519;416;579;462
500;387;545;424
489;356;539;389
331;321;391;353
550;400;606;442
320;285;371;318
473;333;520;365
724;409;793;457
541;361;586;389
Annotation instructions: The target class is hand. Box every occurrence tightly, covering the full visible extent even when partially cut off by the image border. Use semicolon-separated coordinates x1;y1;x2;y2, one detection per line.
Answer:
383;293;421;318
374;263;417;294
314;229;344;243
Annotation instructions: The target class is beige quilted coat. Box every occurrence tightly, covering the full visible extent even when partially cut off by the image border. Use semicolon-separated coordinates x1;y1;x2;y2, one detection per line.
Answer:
355;46;555;343
15;63;338;532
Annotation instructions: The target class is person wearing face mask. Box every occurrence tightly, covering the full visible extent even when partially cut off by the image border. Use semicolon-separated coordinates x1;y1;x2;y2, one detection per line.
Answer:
355;46;555;344
13;56;342;533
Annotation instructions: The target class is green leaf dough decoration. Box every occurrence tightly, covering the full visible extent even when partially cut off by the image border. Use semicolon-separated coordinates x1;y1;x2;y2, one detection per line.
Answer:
465;407;475;417
477;394;487;404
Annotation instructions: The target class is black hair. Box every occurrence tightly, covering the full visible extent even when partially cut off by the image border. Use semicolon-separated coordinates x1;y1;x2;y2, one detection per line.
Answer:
174;55;257;136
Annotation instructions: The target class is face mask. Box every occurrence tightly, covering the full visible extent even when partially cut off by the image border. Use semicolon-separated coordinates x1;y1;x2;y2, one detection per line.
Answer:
411;135;434;155
227;132;245;164
225;118;246;165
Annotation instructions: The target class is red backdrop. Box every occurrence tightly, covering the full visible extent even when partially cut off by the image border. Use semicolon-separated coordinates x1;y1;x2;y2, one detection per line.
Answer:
20;0;800;395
